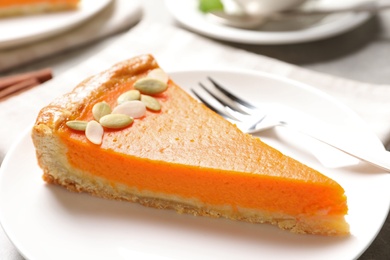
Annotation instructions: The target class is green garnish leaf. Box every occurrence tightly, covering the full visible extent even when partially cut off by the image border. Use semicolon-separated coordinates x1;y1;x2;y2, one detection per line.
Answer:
199;0;224;13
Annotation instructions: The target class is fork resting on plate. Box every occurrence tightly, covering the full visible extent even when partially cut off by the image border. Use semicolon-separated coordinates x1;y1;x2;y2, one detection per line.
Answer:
192;77;390;172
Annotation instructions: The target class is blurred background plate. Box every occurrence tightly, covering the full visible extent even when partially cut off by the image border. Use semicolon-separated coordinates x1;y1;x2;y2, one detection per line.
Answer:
165;0;371;44
0;0;112;49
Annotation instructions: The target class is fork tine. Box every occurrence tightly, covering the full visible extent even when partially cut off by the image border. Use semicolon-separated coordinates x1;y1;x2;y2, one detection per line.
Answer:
192;81;267;134
207;77;258;109
198;82;250;115
191;89;231;119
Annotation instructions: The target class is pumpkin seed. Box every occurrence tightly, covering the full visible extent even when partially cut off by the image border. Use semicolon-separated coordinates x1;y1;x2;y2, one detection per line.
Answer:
134;78;167;95
112;100;146;118
99;114;133;129
141;94;161;111
92;102;111;121
147;68;168;83
66;120;88;131
117;90;141;104
85;120;104;145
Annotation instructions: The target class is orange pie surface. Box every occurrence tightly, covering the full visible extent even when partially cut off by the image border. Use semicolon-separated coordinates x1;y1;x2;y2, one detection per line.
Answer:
32;54;349;236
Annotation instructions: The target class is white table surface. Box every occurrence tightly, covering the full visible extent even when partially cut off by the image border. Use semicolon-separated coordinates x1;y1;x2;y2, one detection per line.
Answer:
0;0;389;259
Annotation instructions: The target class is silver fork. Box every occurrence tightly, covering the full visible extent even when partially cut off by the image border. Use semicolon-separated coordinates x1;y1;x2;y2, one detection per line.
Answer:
192;77;390;172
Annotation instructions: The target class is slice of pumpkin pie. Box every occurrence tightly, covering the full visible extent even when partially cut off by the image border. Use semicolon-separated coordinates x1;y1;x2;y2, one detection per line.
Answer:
32;54;349;236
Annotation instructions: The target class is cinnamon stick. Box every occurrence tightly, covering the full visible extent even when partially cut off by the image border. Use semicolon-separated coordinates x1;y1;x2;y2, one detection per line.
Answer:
0;68;52;90
0;78;40;99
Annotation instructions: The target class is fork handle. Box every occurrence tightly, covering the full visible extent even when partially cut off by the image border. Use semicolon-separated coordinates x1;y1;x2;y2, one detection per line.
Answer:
322;141;390;172
251;122;390;172
287;124;390;172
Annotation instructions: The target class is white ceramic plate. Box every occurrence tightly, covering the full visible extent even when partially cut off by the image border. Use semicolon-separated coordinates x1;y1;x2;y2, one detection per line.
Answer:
1;70;389;260
164;0;371;44
0;0;112;49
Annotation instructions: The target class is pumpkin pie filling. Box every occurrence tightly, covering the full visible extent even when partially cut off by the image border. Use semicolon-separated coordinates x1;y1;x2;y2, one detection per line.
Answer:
32;54;349;235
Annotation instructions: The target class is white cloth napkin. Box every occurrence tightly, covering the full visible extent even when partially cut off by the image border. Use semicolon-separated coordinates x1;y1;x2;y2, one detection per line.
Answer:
1;22;390;158
0;0;142;72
